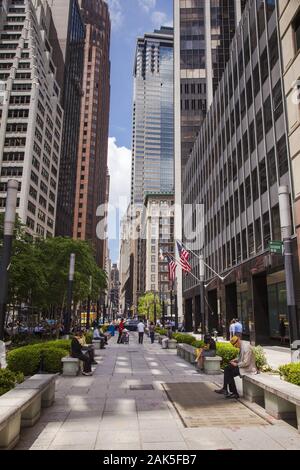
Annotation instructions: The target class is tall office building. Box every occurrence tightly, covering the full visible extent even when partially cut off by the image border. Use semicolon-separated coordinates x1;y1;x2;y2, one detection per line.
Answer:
278;1;300;270
0;0;63;238
182;0;300;344
73;0;111;268
174;0;247;320
131;27;174;206
49;0;85;238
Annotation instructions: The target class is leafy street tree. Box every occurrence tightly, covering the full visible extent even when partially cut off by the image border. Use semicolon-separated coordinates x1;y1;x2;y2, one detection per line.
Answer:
138;292;161;322
0;214;107;319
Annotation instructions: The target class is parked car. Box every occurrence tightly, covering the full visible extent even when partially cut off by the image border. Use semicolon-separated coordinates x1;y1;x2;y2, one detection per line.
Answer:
124;319;139;331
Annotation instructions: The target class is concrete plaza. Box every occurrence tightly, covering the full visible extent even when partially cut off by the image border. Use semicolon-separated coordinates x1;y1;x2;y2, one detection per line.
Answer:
15;334;300;450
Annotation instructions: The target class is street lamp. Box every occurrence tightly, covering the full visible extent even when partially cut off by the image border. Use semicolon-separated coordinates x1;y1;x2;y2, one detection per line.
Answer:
278;186;299;360
0;180;19;341
64;253;75;337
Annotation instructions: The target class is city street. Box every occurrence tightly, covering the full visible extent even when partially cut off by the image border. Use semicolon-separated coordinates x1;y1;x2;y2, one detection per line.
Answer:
15;334;300;451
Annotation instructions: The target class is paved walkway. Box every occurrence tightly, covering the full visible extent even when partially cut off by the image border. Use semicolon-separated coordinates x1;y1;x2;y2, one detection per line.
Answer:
15;334;300;450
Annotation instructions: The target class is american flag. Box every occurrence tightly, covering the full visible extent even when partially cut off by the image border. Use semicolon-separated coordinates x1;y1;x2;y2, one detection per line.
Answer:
166;254;177;282
176;241;192;273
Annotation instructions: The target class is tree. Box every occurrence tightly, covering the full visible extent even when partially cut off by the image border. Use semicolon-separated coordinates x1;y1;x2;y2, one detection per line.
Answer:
138;292;161;322
0;213;107;316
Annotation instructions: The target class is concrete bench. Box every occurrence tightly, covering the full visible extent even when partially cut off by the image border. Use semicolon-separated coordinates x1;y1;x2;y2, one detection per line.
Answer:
203;356;222;375
243;373;300;432
177;343;197;364
0;374;56;449
167;339;178;350
158;335;167;345
92;339;105;350
62;357;80;376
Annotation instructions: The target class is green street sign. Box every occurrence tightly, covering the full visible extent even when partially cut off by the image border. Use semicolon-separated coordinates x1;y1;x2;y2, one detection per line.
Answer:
269;241;283;255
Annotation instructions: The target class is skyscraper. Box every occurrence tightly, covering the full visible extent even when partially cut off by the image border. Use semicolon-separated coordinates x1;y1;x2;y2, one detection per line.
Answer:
49;0;85;238
0;0;63;238
131;27;174;207
73;0;111;268
174;0;246;320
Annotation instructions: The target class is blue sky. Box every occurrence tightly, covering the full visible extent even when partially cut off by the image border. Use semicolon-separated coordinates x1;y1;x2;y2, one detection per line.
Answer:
107;0;173;264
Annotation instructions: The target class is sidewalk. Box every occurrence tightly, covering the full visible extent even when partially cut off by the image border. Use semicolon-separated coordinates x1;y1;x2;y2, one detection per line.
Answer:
15;334;300;450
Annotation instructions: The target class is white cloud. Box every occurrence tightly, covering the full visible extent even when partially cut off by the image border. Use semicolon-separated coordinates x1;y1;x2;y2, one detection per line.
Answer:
107;136;131;215
138;0;156;13
106;0;124;30
151;11;173;28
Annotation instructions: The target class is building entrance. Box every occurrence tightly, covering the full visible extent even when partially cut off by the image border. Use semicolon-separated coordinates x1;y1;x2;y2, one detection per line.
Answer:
225;283;238;339
185;298;193;332
207;289;218;334
253;273;269;344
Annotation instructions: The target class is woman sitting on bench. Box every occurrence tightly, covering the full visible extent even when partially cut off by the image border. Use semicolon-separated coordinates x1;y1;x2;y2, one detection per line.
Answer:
71;332;92;376
195;334;216;370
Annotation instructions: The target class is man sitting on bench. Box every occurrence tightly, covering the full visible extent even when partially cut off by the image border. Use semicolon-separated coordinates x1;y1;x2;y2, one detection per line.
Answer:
93;327;106;349
214;336;257;399
71;332;93;376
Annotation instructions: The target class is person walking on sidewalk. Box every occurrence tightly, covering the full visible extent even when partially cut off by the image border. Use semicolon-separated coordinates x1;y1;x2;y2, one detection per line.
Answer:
137;319;145;344
234;319;243;338
149;322;155;344
214;336;257;399
117;318;125;344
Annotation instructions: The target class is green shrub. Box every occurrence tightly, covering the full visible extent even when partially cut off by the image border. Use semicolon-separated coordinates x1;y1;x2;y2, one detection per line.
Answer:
155;328;168;336
7;345;41;376
279;363;300;386
7;342;70;376
253;346;268;371
101;324;109;333
216;342;239;369
84;332;93;345
172;333;195;345
45;339;71;351
0;369;24;396
41;347;69;374
191;340;205;349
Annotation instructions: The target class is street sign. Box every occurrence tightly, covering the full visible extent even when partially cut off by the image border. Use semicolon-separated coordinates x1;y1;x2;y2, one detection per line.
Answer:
269;241;283;255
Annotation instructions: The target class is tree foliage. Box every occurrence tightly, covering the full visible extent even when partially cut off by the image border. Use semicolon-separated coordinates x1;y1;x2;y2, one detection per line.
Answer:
138;292;161;322
0;214;107;313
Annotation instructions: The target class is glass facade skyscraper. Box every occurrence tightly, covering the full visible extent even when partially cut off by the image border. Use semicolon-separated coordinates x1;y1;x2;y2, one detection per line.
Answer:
131;27;174;206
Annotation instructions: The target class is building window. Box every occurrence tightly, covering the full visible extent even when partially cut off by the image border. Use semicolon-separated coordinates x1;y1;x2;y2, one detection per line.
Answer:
277;135;289;177
267;148;277;186
259;159;267;195
293;9;300;52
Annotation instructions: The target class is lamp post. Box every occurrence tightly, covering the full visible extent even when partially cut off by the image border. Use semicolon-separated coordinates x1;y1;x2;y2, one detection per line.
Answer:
0;180;19;341
199;251;206;336
278;186;299;360
86;275;92;330
65;253;75;337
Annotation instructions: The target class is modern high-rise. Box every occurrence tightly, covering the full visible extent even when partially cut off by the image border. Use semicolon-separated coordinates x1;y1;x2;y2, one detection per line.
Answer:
131;27;174;206
174;0;247;320
278;1;300;269
0;0;63;238
182;0;300;344
49;0;85;238
73;0;111;268
143;192;175;314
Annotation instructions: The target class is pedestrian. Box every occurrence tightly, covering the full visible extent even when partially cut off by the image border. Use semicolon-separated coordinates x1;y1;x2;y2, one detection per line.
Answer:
195;334;216;370
149;322;155;344
137;319;145;344
234;318;243;338
93;327;106;349
279;316;286;344
71;331;93;376
117;318;125;344
214;336;257;399
229;319;236;339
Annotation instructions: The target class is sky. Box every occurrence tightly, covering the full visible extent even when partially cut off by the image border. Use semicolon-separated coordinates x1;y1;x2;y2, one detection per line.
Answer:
107;0;173;264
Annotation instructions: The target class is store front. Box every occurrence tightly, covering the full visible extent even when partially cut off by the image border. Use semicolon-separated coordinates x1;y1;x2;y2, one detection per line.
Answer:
267;271;288;341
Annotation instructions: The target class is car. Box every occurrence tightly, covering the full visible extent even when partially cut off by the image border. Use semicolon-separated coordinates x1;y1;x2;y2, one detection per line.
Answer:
124;319;139;331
